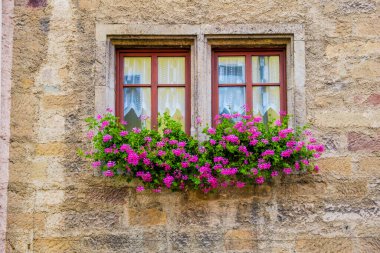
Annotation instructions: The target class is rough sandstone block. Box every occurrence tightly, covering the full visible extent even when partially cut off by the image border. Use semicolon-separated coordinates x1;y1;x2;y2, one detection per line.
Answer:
6;183;36;213
64;211;119;230
351;60;380;79
37;112;66;142
354;21;380;37
348;132;380;152
323;199;379;222
175;204;210;226
33;238;79;253
355;237;380;253
35;190;65;208
314;111;380;128
224;229;256;251
169;231;192;252
285;181;327;198
82;234;144;251
325;41;380;58
10;94;38;139
78;0;100;10
276;200;324;225
5;232;33;252
20;78;34;90
326;180;368;199
194;231;223;251
6;212;45;232
235;201;260;226
35;142;68;156
30;162;48;182
295;238;353;253
41;95;76;110
318;157;352;177
359;157;380;176
128;208;167;226
365;93;380;106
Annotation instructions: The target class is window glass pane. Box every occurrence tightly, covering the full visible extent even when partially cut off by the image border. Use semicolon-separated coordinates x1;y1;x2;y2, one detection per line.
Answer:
252;56;280;83
158;88;185;129
218;87;246;115
158;57;185;84
124;88;151;130
252;86;280;123
218;56;245;84
124;57;151;84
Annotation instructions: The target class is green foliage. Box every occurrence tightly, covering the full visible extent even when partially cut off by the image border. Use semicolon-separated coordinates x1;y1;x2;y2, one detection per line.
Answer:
80;111;324;193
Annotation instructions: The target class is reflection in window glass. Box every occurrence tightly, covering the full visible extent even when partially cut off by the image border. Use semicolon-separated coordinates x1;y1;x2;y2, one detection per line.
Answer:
158;57;185;84
218;87;246;115
124;88;151;130
252;86;280;123
218;56;245;84
124;57;151;84
158;87;185;129
252;56;279;83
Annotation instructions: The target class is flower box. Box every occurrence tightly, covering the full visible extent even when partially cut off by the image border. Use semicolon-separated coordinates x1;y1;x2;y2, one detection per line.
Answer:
79;109;324;194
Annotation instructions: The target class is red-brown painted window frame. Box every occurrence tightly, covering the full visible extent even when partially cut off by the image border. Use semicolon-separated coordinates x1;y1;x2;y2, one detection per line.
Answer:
116;49;191;133
211;48;287;123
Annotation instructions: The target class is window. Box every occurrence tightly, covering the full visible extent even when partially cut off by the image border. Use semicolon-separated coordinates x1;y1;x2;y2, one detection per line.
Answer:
116;49;191;133
212;49;286;123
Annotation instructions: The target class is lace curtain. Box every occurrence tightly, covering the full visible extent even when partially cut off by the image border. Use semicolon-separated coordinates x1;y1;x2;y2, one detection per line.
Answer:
124;57;151;84
124;88;151;129
218;56;245;84
252;86;280;122
218;87;246;115
158;88;185;128
158;57;185;84
252;56;279;83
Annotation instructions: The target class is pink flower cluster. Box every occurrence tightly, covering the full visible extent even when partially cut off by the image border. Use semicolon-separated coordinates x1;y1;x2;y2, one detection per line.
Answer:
223;134;239;144
103;134;112;142
136;171;152;182
163;175;174;188
220;167;238;176
261;149;275;157
84;111;325;193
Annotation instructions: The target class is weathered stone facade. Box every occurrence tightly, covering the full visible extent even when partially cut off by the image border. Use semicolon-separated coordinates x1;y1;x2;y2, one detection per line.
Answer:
1;0;380;252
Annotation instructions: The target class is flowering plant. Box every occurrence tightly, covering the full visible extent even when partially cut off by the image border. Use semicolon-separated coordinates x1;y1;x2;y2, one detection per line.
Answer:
80;110;324;193
195;113;324;193
81;111;200;192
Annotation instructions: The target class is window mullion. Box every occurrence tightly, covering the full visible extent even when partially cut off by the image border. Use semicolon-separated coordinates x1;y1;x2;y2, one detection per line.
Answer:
185;54;191;134
246;54;253;115
151;54;158;130
117;52;124;121
280;51;287;119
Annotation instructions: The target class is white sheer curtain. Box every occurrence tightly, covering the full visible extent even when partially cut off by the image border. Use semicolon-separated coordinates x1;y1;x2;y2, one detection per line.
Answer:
252;86;280;122
218;56;245;84
124;88;151;129
218;87;246;115
158;88;185;128
158;57;185;84
252;56;279;83
124;57;151;84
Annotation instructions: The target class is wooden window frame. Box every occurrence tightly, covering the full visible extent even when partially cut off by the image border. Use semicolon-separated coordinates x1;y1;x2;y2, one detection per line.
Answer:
116;49;191;134
212;48;287;124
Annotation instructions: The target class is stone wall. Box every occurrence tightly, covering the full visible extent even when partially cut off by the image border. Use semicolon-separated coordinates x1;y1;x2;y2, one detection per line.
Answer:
4;0;380;252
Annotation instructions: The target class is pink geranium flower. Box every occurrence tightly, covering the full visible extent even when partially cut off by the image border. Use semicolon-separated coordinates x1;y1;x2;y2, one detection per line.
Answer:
136;186;145;192
103;134;112;142
103;170;114;177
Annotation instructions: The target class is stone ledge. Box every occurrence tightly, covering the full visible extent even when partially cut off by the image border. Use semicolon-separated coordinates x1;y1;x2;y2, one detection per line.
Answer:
96;23;305;42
